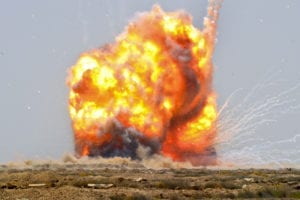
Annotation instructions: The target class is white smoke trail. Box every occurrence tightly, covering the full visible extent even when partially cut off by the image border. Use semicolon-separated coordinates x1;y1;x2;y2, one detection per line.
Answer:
216;69;300;167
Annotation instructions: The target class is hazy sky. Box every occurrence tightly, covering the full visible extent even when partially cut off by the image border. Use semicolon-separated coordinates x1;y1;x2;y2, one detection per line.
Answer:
0;0;299;164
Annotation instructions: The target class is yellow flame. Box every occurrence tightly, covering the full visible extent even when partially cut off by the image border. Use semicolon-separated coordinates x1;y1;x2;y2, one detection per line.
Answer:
67;5;217;159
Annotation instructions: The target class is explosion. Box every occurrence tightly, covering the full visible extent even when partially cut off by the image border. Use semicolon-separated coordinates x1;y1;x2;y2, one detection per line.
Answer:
67;2;221;166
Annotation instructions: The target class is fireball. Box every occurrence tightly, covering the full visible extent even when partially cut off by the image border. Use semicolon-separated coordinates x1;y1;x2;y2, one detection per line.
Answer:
67;3;220;165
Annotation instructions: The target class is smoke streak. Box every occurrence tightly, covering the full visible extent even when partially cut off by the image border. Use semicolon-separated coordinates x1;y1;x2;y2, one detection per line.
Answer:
216;69;300;167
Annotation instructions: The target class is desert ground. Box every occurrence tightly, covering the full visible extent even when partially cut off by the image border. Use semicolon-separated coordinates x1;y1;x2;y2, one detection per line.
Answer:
0;160;300;200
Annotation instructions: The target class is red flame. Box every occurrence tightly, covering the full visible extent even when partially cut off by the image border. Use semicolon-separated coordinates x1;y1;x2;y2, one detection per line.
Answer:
67;4;220;165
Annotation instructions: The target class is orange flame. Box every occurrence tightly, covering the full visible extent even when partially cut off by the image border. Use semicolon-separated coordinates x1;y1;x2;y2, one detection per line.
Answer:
67;4;220;165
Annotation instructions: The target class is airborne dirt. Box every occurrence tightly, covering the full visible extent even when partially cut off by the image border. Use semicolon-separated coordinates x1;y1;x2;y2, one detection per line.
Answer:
0;162;299;199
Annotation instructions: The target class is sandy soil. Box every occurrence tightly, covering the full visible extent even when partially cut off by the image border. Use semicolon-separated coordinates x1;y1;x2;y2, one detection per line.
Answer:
0;163;299;199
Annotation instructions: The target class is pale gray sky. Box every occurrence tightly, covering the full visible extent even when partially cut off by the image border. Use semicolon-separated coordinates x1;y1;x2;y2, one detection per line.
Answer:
0;0;299;164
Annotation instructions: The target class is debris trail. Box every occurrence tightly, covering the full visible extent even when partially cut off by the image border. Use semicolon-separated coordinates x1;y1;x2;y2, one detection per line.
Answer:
216;69;300;167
